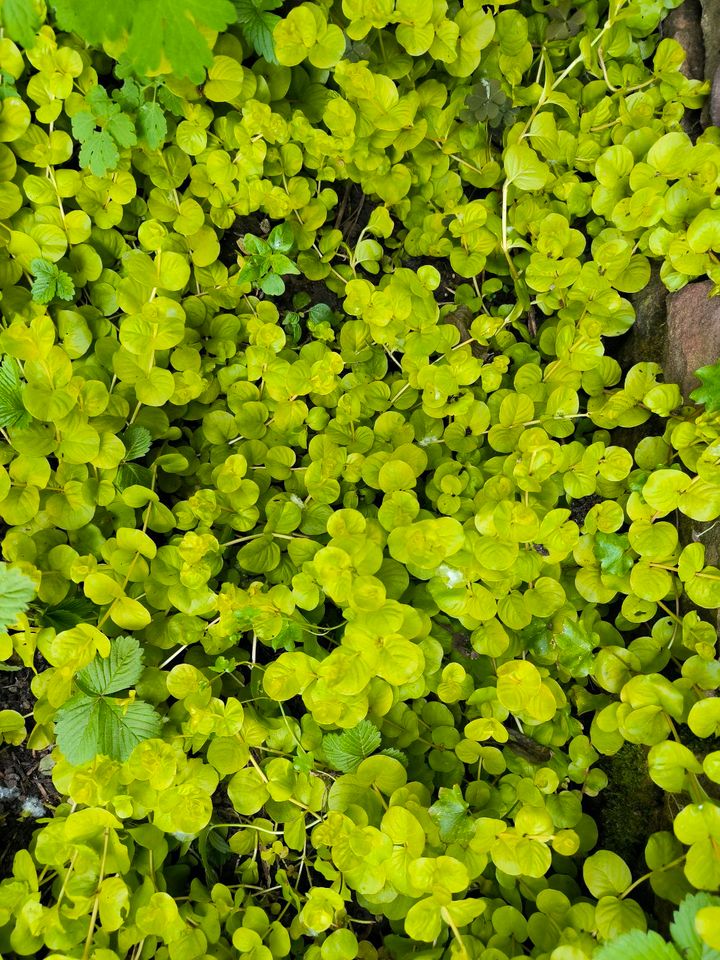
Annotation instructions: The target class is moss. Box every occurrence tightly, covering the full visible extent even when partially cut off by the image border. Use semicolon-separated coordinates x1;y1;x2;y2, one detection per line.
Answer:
590;743;671;876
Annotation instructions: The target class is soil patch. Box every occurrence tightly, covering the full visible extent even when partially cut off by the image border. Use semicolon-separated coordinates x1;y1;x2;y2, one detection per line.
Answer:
0;663;60;877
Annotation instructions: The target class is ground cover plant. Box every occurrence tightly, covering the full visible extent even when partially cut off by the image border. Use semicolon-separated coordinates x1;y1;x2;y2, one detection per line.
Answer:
1;0;720;957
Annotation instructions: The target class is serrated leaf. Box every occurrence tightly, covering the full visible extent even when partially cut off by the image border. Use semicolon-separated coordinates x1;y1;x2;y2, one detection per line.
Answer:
121;426;152;461
107;112;138;149
79;130;120;177
1;0;41;47
323;719;381;772
55;694;162;764
0;356;31;429
137;101;167;150
690;363;720;412
30;258;59;304
71;110;98;143
38;596;96;631
76;635;145;696
670;892;720;960
123;0;236;83
595;930;682;960
112;78;143;111
594;532;633;577
0;563;35;634
157;83;185;116
235;0;282;63
54;270;76;302
115;462;153;491
428;784;476;843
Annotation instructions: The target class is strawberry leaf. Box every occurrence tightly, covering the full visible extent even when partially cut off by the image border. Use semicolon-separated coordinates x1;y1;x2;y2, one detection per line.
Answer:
690;362;720;412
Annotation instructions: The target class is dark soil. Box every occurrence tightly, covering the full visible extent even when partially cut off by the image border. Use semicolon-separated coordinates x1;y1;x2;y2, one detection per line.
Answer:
0;662;60;877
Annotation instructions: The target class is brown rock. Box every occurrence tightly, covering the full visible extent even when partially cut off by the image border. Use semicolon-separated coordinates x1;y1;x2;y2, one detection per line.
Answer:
665;280;720;396
712;62;720;127
701;0;720;82
664;0;706;80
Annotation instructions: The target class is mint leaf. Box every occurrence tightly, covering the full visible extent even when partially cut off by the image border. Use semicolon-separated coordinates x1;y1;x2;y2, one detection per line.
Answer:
115;462;153;491
75;635;145;696
0;356;30;429
690;362;720;412
0;562;35;634
323;719;381;772
137;101;167;150
38;596;96;631
50;0;132;45
79;130;120;176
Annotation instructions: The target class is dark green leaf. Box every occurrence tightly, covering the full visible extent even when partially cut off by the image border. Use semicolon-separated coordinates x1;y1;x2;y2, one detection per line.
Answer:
323;720;381;772
428;785;476;843
121;426;153;461
594;532;633;577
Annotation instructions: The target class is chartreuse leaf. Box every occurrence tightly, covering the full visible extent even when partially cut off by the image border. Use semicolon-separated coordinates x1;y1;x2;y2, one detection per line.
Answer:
695;906;720;951
670;892;720;959
0;562;35;634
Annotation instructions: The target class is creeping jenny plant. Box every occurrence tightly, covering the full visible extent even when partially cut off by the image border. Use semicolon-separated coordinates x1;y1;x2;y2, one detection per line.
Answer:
0;0;720;958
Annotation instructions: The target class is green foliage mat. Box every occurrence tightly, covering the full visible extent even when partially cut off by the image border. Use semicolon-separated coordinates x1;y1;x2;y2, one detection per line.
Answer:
0;0;720;957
